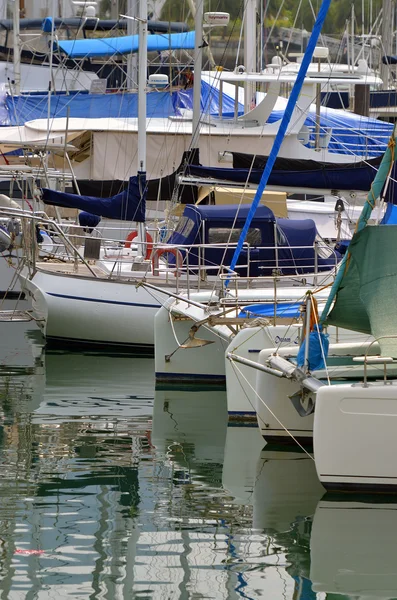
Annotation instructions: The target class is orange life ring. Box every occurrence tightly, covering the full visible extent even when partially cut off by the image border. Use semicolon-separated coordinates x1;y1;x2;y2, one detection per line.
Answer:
124;230;153;259
152;247;183;277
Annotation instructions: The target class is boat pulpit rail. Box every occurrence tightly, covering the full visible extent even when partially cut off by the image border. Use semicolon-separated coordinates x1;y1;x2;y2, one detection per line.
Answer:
353;335;397;386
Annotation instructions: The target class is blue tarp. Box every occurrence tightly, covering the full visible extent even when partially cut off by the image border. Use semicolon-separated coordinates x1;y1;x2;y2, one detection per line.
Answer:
186;162;379;192
268;105;392;157
56;31;195;58
3;80;244;125
382;202;397;224
239;302;302;318
42;173;146;221
297;325;329;370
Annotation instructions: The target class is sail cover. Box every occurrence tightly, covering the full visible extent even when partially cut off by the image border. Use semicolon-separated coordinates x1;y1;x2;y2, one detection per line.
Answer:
327;224;397;357
56;31;195;58
186;156;383;192
41;173;146;221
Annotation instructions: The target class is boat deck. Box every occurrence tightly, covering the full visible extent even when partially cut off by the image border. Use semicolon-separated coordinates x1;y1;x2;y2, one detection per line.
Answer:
37;262;108;278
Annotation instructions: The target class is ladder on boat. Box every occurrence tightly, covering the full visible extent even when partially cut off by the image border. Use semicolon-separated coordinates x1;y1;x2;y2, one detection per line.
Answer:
0;310;37;322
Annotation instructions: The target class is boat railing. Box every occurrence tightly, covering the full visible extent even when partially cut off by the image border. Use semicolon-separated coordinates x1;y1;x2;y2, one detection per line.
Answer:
0;207;340;299
0;206;99;277
359;335;397;386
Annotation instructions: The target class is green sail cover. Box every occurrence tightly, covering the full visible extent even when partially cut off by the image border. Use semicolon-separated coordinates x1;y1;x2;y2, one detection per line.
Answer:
328;224;397;356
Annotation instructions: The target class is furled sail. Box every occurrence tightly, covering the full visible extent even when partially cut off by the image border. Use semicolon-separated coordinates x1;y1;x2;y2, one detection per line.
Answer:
41;173;146;222
185;156;389;193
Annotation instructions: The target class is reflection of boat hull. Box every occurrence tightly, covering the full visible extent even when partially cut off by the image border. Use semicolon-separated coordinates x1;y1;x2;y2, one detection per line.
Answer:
314;382;397;492
311;498;397;596
33;352;155;422
253;447;323;531
152;388;228;464
222;426;264;504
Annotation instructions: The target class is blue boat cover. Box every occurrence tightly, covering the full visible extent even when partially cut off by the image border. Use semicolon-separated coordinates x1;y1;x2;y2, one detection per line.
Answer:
41;172;146;221
239;302;302;318
267;105;392;157
297;325;329;370
276;218;341;273
164;204;340;276
3;80;243;125
381;202;397;224
186;161;380;192
56;31;195;58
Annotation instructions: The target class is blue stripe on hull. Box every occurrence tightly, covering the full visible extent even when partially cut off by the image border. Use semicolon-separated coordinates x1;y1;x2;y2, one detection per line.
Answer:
155;371;226;384
47;292;161;309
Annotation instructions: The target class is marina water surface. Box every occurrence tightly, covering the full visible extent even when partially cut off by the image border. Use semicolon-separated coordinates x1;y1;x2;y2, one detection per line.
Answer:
0;301;394;599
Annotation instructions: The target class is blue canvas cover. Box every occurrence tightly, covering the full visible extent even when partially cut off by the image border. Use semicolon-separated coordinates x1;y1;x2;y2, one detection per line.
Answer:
239;302;302;318
381;202;397;224
3;80;243;125
276;218;341;273
297;325;329;370
56;31;195;58
185;160;380;192
41;172;146;221
267;105;392;158
164;205;339;277
165;204;276;276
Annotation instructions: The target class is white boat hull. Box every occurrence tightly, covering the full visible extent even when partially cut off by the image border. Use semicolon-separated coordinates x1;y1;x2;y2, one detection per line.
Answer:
154;302;228;384
314;381;397;492
20;266;168;349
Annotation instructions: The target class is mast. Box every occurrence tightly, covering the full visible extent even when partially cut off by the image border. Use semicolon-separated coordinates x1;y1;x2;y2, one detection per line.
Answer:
380;0;395;88
12;0;21;95
191;0;203;150
244;0;257;112
137;0;147;173
126;0;138;89
136;0;147;258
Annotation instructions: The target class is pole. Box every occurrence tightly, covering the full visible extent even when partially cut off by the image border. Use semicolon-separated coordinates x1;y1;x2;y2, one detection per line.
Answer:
12;0;21;95
136;0;147;259
191;0;203;149
137;0;147;173
380;0;394;88
127;0;138;89
351;4;355;73
315;57;321;150
244;0;256;113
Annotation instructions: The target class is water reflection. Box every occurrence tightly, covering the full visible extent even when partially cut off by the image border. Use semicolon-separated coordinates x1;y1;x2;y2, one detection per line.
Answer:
311;497;397;600
0;318;396;598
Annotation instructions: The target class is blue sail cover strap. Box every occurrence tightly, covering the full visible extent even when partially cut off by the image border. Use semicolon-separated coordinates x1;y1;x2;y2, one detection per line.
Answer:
56;31;195;59
225;0;332;285
319;129;396;324
41;172;146;221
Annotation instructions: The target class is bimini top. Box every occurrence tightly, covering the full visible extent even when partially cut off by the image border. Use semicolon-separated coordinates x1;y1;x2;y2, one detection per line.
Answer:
56;30;195;59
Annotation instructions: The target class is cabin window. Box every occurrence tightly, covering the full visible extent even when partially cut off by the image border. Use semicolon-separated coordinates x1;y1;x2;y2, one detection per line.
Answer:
275;227;287;246
168;216;195;241
208;227;262;246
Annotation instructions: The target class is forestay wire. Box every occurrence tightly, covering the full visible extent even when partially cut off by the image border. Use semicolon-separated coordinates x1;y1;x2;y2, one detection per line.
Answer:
224;0;332;287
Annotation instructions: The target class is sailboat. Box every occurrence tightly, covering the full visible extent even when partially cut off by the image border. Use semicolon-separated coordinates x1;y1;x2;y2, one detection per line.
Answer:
12;0;352;350
226;119;397;490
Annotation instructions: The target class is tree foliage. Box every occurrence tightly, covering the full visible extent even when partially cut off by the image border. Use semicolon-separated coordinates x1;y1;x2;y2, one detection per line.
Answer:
158;0;383;35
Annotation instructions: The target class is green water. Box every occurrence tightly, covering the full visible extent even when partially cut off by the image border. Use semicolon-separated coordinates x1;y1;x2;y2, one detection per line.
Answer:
0;301;395;599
